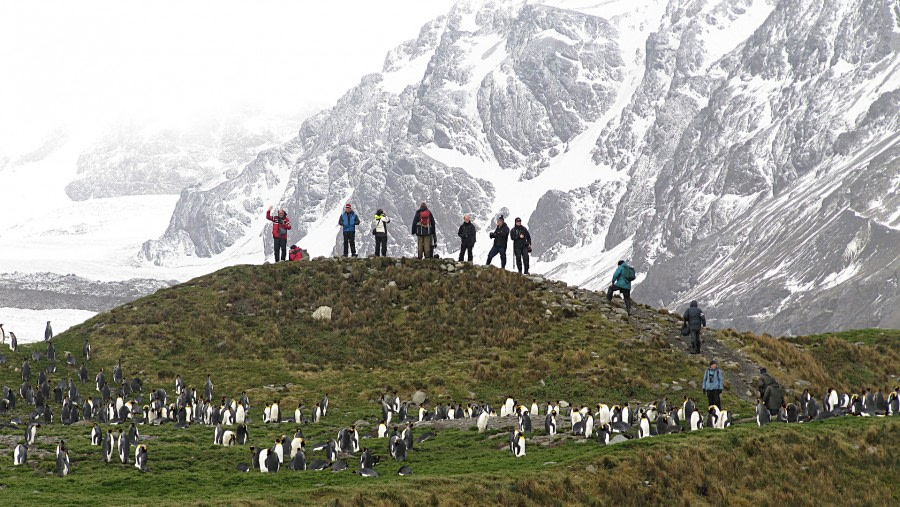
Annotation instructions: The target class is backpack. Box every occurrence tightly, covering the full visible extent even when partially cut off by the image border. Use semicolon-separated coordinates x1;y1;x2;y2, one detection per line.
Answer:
418;210;431;228
622;264;636;281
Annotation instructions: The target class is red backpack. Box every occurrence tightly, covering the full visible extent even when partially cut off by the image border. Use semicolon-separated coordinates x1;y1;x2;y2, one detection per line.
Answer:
419;209;431;228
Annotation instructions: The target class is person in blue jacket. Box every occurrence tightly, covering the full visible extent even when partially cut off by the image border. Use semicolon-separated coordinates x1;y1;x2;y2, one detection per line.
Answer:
338;203;360;257
702;360;724;408
606;260;633;315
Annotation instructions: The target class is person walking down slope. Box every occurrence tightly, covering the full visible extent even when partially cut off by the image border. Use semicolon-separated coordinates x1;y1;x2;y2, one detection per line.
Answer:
702;360;723;409
757;367;776;400
510;218;532;275
372;209;391;257
338;203;360;257
763;379;784;416
266;206;292;262
411;202;436;259
606;260;635;315
486;216;510;269
457;214;476;262
682;300;707;354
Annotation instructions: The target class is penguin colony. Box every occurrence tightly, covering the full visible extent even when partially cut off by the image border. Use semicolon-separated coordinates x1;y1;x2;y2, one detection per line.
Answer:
1;327;898;479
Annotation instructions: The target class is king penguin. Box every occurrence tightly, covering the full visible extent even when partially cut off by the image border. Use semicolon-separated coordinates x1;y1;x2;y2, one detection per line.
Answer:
545;410;557;436
512;432;526;457
56;449;70;477
825;388;838;413
756;400;770;426
26;422;39;445
290;449;307;471
118;430;130;464
689;410;703;431
597;423;611;445
13;443;27;465
637;412;651;438
135;444;148;472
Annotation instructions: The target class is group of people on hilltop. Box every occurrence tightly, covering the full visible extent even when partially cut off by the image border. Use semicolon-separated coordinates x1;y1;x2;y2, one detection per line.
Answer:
265;203;535;274
265;205;708;335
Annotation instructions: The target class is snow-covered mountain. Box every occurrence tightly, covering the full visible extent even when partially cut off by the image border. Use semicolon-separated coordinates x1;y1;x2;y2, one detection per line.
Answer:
115;0;900;334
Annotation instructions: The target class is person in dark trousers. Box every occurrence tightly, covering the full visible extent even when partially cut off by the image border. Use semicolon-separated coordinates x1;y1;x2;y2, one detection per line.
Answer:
372;209;390;257
682;300;707;354
411;202;436;259
510;217;532;274
702;360;723;408
266;206;292;262
606;260;633;315
763;379;784;416
486;216;510;269
758;368;777;400
338;203;360;257
457;214;476;262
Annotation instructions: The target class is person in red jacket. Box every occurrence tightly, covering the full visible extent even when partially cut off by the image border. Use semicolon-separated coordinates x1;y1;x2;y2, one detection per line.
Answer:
266;206;291;262
288;245;303;261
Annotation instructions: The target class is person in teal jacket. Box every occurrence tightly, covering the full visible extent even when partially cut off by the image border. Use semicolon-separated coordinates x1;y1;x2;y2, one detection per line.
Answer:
605;260;633;315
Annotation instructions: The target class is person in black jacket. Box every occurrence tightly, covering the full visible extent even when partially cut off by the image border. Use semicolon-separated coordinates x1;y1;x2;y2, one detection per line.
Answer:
510;218;532;275
457;214;476;262
486;216;509;269
682;300;707;354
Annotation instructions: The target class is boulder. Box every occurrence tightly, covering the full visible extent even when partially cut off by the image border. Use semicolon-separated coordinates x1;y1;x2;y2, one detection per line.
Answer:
412;390;427;404
609;434;629;445
312;306;333;321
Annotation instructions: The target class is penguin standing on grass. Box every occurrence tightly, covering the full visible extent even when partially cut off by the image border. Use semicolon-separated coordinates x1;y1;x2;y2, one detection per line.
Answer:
26;422;39;445
597;423;611;445
689;410;703;431
756;400;770;426
102;430;113;463
637;412;651;438
118;430;130;464
91;424;101;446
13;443;27;465
45;321;53;342
56;442;70;477
512;432;526;457
545;410;557;436
135;444;148;472
237;424;249;445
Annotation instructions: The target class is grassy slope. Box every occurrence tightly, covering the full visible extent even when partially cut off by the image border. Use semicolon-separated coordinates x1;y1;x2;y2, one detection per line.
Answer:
0;259;897;505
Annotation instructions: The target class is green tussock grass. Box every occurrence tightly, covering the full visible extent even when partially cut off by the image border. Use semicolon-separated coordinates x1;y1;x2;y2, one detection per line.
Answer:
714;328;899;396
0;258;897;505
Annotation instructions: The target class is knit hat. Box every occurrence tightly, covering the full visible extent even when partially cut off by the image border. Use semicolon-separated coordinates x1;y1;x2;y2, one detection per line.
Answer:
759;367;767;374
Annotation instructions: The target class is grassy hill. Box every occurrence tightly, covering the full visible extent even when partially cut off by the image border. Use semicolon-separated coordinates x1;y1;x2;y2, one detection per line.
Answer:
0;258;897;505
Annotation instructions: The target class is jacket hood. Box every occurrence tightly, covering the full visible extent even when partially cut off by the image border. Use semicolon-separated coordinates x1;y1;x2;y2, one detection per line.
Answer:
690;301;698;308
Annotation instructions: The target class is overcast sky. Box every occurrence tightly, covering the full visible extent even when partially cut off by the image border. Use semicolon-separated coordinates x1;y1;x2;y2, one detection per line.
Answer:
0;0;456;150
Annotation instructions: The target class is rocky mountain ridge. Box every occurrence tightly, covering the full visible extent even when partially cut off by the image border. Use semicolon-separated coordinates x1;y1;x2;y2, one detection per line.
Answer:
138;0;899;335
